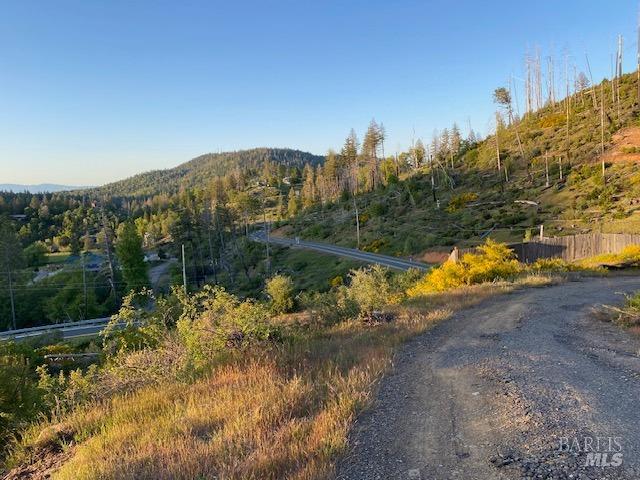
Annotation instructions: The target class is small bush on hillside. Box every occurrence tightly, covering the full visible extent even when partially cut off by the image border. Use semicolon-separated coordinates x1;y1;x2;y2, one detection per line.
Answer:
0;343;47;454
392;268;425;293
37;364;101;419
101;289;167;356
600;291;640;328
346;265;398;314
177;285;281;367
266;274;295;314
368;202;388;217
298;288;357;325
446;192;478;212
528;258;576;273
362;238;389;253
408;239;522;295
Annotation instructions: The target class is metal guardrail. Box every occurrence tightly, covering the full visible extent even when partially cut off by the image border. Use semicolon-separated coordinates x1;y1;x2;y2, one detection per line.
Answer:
0;317;110;338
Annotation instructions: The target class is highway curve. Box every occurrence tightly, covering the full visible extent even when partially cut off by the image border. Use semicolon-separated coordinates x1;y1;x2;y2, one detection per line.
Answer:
336;276;640;480
251;232;430;271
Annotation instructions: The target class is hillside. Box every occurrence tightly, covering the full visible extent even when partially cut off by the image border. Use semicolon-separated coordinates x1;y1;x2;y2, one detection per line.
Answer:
90;148;324;197
280;72;640;259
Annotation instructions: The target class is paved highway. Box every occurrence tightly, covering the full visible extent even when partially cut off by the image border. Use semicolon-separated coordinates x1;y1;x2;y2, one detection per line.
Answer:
251;232;430;271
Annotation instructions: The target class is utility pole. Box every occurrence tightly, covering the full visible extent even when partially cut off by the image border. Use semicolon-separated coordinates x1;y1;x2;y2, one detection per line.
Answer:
263;208;270;276
353;197;360;250
81;252;87;319
181;243;188;293
7;270;16;330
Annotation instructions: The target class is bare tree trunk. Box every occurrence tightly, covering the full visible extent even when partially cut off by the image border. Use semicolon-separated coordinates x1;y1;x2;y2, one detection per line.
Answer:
495;113;501;172
545;153;550;187
601;82;606;183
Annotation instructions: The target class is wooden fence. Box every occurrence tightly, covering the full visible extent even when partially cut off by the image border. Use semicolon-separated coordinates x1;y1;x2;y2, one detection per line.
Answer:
449;233;640;264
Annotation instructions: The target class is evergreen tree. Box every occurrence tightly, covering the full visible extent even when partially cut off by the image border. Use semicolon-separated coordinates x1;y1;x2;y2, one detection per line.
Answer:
301;164;316;208
341;129;359;194
115;221;148;292
287;189;300;218
0;217;24;329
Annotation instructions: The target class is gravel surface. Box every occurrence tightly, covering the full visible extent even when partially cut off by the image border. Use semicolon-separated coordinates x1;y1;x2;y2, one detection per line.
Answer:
335;276;640;480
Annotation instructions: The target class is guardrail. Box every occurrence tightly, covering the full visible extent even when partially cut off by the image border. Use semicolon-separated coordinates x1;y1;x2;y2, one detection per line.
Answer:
0;317;111;338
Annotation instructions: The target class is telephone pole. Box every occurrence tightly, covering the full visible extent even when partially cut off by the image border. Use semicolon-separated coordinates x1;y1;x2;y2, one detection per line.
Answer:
181;243;188;293
353;197;360;250
7;269;16;330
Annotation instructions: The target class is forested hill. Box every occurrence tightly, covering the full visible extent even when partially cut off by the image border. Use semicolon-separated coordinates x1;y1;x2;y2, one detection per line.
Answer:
89;148;324;197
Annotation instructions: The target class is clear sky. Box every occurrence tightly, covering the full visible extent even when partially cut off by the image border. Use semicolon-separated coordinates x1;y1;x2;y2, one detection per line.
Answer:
0;0;638;185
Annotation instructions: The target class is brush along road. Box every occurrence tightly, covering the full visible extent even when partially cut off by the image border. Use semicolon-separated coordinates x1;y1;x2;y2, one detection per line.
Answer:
336;276;640;480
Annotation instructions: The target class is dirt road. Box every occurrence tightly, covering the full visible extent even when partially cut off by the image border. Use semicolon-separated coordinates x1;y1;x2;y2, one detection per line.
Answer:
336;276;640;480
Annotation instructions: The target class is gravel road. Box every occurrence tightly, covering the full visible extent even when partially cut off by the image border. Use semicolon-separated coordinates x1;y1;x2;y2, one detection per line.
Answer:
335;276;640;480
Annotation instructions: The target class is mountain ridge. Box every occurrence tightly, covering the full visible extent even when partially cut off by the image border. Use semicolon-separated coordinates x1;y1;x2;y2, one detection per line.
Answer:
0;183;88;193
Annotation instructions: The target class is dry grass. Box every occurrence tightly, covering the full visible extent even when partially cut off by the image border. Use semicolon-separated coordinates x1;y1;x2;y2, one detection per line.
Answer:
8;276;561;480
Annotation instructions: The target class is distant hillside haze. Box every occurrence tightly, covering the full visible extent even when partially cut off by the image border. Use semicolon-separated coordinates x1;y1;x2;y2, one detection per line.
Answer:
0;183;88;193
91;148;325;197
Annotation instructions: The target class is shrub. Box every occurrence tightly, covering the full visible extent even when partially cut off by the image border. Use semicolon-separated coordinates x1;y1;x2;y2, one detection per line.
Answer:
0;343;47;453
346;265;398;314
101;289;166;356
368;202;388;217
362;238;389;253
298;288;358;325
177;285;281;367
265;274;295;314
446;192;478;212
408;239;522;295
528;257;575;273
37;364;101;419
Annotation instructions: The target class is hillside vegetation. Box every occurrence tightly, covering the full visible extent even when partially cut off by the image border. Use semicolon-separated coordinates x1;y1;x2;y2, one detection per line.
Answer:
89;148;324;197
281;72;640;258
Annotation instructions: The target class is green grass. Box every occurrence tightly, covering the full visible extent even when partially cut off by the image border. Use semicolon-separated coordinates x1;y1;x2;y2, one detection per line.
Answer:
269;246;364;292
44;252;72;264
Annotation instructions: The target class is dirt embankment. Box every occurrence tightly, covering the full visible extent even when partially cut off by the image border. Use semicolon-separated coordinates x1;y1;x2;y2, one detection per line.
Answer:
601;127;640;164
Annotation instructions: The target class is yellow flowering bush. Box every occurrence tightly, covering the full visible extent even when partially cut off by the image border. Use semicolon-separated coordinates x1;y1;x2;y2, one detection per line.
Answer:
408;239;522;295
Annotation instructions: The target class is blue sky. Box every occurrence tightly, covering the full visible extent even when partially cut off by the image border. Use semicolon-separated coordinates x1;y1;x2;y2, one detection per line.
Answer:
0;0;638;185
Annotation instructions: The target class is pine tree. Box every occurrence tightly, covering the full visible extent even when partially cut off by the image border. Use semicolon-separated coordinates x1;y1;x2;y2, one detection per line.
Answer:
301;164;316;208
362;119;384;191
341;130;359;194
115;221;149;292
0;217;24;329
287;189;300;217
